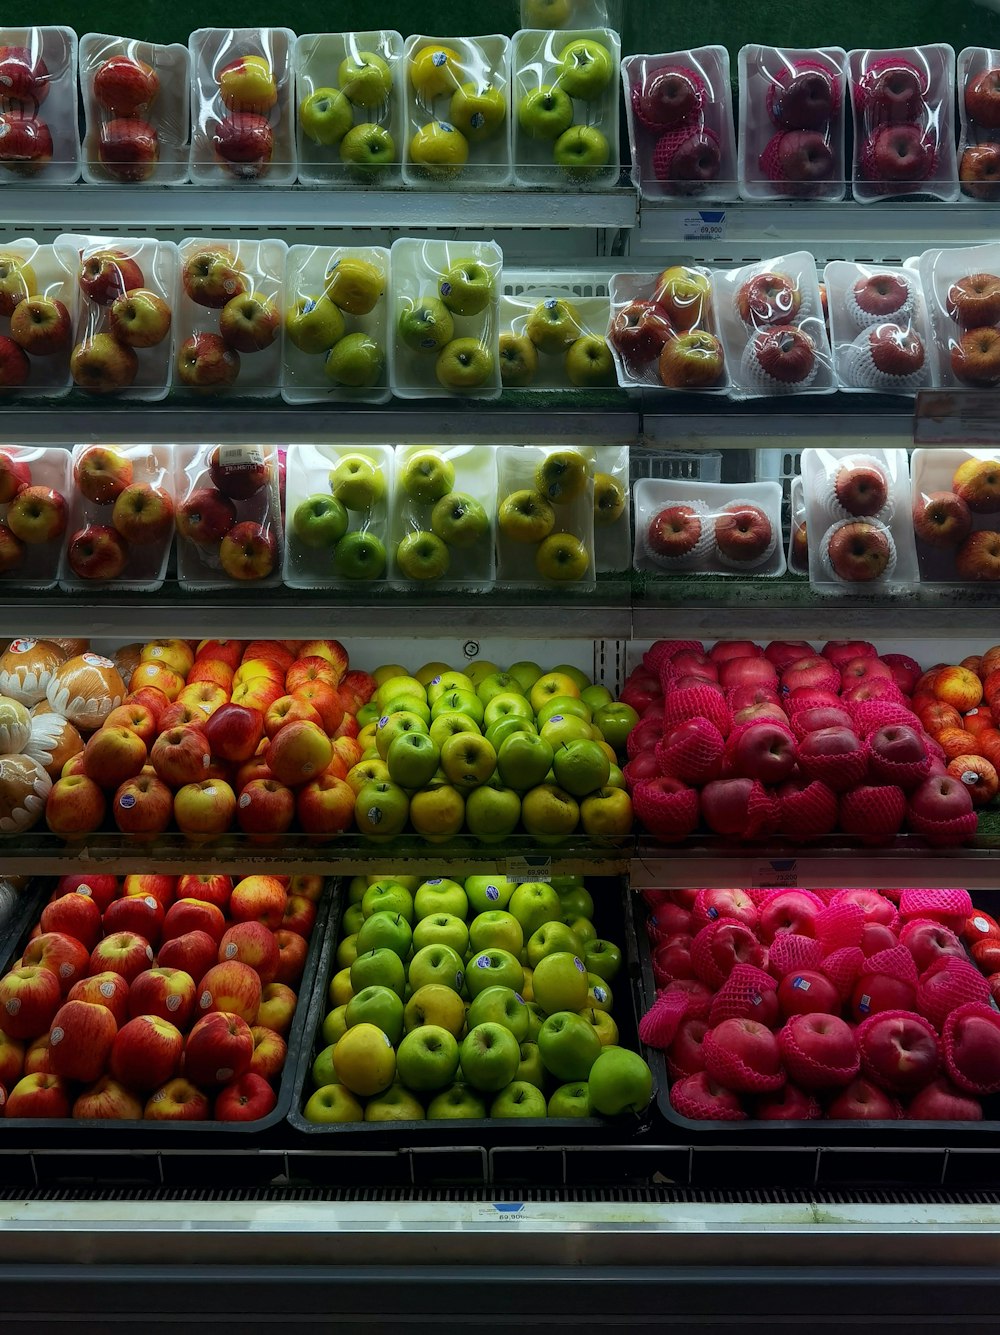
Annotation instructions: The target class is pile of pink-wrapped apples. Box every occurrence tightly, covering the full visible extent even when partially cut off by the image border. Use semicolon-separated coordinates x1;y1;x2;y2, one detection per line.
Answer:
622;638;985;848
639;883;1000;1122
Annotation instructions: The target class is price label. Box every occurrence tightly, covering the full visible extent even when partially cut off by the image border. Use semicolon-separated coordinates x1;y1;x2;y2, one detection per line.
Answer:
680;210;726;242
504;855;551;884
752;859;798;888
914;390;1000;444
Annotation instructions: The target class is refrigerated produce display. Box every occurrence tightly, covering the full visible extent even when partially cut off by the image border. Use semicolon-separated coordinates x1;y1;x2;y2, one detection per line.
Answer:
6;2;1000;1329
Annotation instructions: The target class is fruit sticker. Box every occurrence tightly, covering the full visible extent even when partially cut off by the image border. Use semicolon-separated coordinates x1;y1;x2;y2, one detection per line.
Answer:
9;639;36;653
82;653;114;668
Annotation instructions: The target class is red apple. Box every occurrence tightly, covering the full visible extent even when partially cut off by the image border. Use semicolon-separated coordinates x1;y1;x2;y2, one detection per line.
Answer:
22;932;90;994
212;112;273;178
249;1025;287;1081
912;490;972;548
0;113;53;173
143;1077;209;1121
175;873;232;911
150;724;212;787
703;1017;784;1092
778;1012;859;1089
9;295;71;356
48;999;117;1082
94;54;159;115
858;1009;940;1094
906;1078;983;1121
219;521;277;582
39;892;102;951
714;503;773;564
776;970;841;1017
176;332;240;389
4;1072;70;1119
109;1014;183;1090
609;299;672;365
215;1070;277;1121
55;874;118;912
183;1010;254;1086
122;873;176;910
176;487;237;545
730;720;796;783
72;1075;143;1121
78;251;143;305
899;920;965;972
88;931;154;983
0;964;61;1039
272;931;308;986
128;967;196;1028
203;703;263;764
218;921;279;983
162;898;226;946
851;972;916;1022
157;930;217;984
759;890;822;943
98;117;158;182
257;981;297;1034
103;893;163;946
0;46;50;104
827;1077;899;1120
113;771;174;836
67;973;132;1030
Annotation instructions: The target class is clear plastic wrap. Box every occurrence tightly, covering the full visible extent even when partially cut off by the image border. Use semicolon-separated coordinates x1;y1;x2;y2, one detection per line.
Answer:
787;475;808;576
607;266;726;393
911;446;1000;584
59;442;175;592
918;243;1000;390
520;0;622;29
175;236;286;399
0;238;75;398
283;442;393;590
189;27;295;186
389;443;497;590
738;45;847;202
633;478;785;577
495;443;595;590
79;33;190;185
712;251;835;400
500;268;612;391
0;445;71;590
294;31;404;187
848;45;959;203
175;441;283;589
824;260;934;396
802;445;919;596
55;233;178;403
282;243;390;405
389;237;501;400
512;27;619;190
958;47;1000;202
591;442;630;573
0;27;80;183
402;34;512;189
621;47;737;201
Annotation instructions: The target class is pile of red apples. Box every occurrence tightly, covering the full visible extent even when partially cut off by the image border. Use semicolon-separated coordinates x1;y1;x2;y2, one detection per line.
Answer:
623;638;984;848
641;883;1000;1122
0;869;321;1121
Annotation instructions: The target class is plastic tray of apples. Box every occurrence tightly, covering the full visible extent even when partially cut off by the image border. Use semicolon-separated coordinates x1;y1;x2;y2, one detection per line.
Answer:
175;237;286;398
175;441;284;589
958;47;1000;202
633;478;786;578
848;45;959;204
637;884;1000;1136
58;443;175;593
911;448;1000;584
520;0;623;29
712;252;836;400
802;446;919;596
621;47;737;202
607;267;727;393
0;28;81;183
294;31;403;187
737;45;847;203
282;244;390;405
402;34;511;190
55;234;178;402
499;270;613;391
389;238;501;400
824;260;934;396
80;33;191;186
0;873;334;1142
389;444;497;591
787;475;808;576
916;242;1000;390
287;872;655;1139
188;27;295;187
495;444;596;590
512;27;620;191
0;240;76;398
591;443;630;574
284;442;394;589
0;446;71;590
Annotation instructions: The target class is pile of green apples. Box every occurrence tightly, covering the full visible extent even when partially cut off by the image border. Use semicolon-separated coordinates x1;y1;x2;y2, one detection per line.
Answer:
500;296;615;389
291;452;389;581
302;872;654;1123
517;37;616;179
347;656;639;841
398;257;496;393
285;255;386;390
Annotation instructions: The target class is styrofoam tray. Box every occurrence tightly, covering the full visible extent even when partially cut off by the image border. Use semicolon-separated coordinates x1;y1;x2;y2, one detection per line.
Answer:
0;239;75;398
633;477;786;577
0;446;70;590
501;267;610;390
0;27;80;184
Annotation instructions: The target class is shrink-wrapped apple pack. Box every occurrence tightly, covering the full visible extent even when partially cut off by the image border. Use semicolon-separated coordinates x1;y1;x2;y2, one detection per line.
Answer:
495;444;595;589
633;478;785;577
917;242;1000;390
958;47;1000;202
824;260;933;395
786;476;808;575
501;269;613;391
0;27;80;183
0;447;71;590
283;442;393;590
911;447;1000;584
0;239;77;398
389;443;497;590
175;440;283;590
607;265;726;393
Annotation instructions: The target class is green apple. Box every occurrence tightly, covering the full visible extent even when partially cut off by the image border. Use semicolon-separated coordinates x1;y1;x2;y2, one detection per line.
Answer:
469;910;523;956
395;1024;460;1092
465;782;520;841
497;489;556;544
431;492;489;548
354;779;410;836
403;982;467;1037
532;950;589;1013
321;1004;349;1044
292;493;349;549
607;764;626;790
509;661;543;692
286;294;346;353
436;337;493;390
537;1010;602;1081
362;880;415;922
325;332;384;387
338;51;392;107
329;454;386;510
365;1083;425;1122
413;878;468;921
553;738;611;797
356;910;412;960
304;1083;364;1122
465;660;500;686
350;947;406;998
556;39;614;100
347;876;368;903
438;260;494;317
534;448;589;504
464;948;524;998
554;124;610;178
408;943;466;994
524;1001;546;1041
429;712;481;749
587;974;613;1013
593;473;626;527
386;731;441;789
547;1082;591;1118
396;529;451;581
515;1040;546;1089
340;122;396;173
554;880;593;918
593;703;639;754
588;1047;653;1116
427;1082;486;1120
300;87;354;145
565;917;596;947
409;120;470;178
496;732;554;792
467;985;529;1041
536;695;591;726
581;684;613;711
336;934;359;969
342;903;365;935
565;333;615;386
475;672;522;704
368;873;421;892
539;715;593;750
334;531;386;581
398;298;455;354
449;82;506;142
432;690;484;725
525;298;581;355
311;1044;339;1088
400;449;455;503
375;710;428;760
491;1080;547;1118
499;332;538;387
523;0;571;23
584;938;622;982
382;695;431;725
484;692;534;727
345;984;405;1045
465;874;516;914
518;85;574;141
377;674;427;707
426;670;474;703
440;732;496;787
411;913;469;957
459;1022;521;1092
579;1006;618;1047
508;881;562;938
526;920;583;967
485;716;535;750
